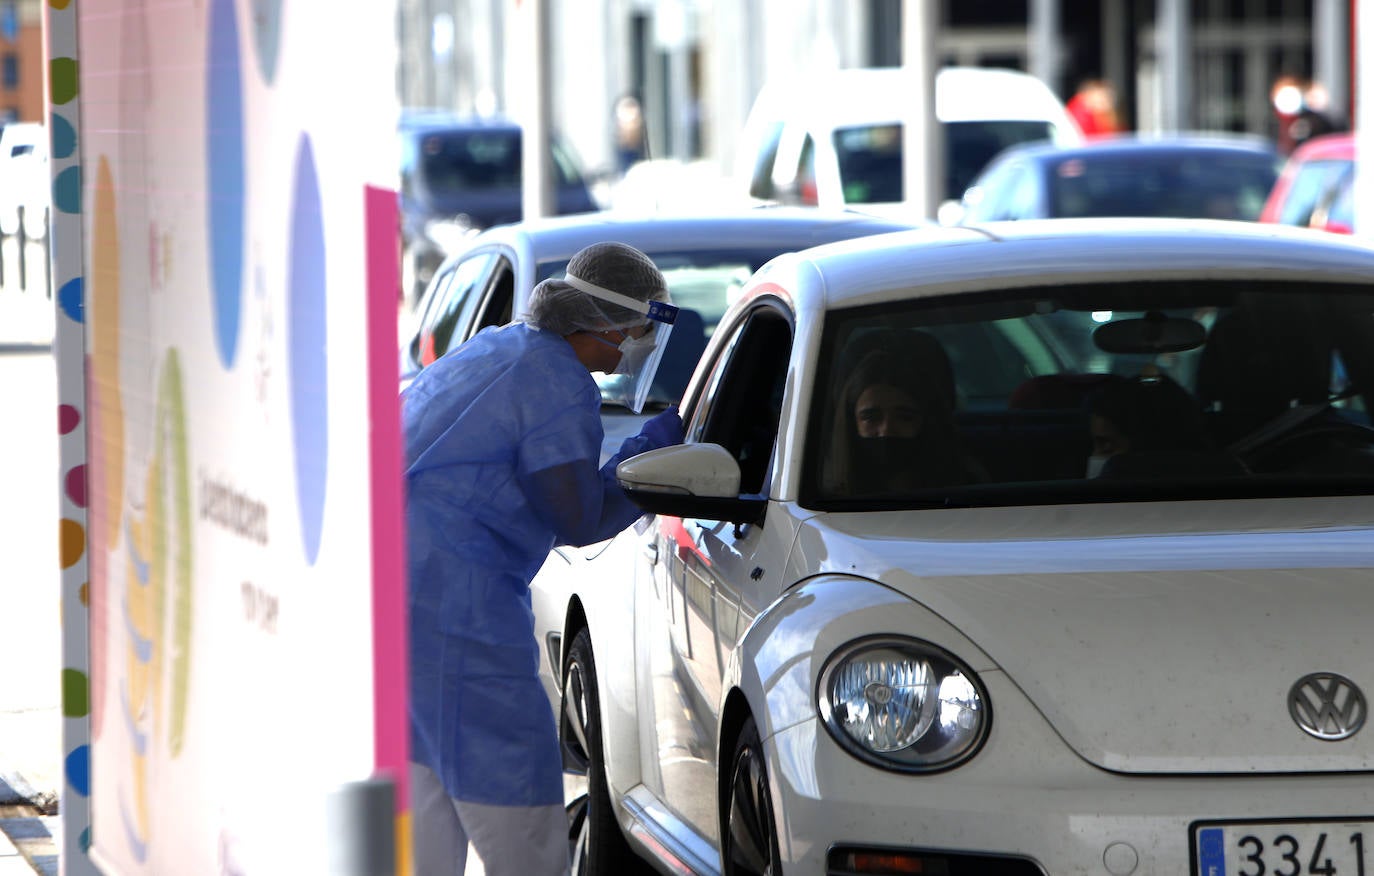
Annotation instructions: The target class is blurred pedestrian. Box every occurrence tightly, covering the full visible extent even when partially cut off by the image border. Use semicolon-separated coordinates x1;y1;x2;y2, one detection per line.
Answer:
613;93;647;174
1271;74;1339;155
403;241;685;876
1066;78;1124;138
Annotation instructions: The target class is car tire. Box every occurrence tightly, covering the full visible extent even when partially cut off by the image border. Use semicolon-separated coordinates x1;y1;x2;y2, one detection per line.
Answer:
722;715;781;876
561;627;648;875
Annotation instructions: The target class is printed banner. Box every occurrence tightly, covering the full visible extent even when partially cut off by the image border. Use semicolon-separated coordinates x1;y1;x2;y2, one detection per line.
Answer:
72;0;404;872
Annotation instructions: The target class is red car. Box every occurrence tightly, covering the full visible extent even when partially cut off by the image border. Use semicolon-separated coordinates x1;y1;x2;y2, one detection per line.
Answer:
1259;131;1353;229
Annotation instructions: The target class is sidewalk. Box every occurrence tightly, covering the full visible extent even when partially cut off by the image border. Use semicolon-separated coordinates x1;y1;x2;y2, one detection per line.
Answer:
1;778;57;876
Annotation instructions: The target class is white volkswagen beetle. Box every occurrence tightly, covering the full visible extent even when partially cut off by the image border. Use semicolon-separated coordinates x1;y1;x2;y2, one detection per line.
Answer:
531;218;1374;876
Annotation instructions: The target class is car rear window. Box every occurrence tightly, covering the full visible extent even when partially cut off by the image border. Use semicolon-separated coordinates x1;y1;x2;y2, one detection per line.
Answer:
833;120;1057;203
416;129;583;197
805;279;1374;509
1046;151;1280;220
1278;158;1354;226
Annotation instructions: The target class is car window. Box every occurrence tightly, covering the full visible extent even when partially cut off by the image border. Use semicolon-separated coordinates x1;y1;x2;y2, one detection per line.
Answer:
411;128;582;200
747;120;786;199
1278;158;1352;226
805;280;1374;508
536;250;769;409
468;259;516;340
769;128;817;204
833;121;1058;204
961;160;1018;221
1048;151;1280;220
1001;165;1041;220
687;305;794;496
944;120;1056;200
834;124;902;203
417;251;496;366
1322;173;1354;231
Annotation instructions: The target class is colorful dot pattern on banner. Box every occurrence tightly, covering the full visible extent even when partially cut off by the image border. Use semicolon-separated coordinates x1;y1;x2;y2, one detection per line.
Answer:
66;463;87;507
57;276;82;322
63;668;89;718
289;133;329;564
59;403;80;434
50;112;76;159
49;58;77;104
47;0;90;860
207;0;246;368
54;166;80;214
65;745;89;797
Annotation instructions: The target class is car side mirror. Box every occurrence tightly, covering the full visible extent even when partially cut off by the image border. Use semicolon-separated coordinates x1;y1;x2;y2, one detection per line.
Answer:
616;443;766;525
936;199;967;226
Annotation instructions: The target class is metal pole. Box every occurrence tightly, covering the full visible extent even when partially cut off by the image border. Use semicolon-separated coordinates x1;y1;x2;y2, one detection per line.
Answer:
1029;0;1061;96
901;0;940;217
1315;0;1351;127
1158;0;1191;132
326;778;397;876
520;0;554;220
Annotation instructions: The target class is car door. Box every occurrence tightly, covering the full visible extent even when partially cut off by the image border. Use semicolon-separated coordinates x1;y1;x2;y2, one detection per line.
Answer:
642;301;794;845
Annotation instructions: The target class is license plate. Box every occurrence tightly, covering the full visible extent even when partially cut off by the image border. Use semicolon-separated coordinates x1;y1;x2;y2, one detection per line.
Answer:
1194;819;1374;876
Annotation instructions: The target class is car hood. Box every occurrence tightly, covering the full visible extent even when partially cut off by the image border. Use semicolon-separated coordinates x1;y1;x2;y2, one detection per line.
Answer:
790;496;1374;775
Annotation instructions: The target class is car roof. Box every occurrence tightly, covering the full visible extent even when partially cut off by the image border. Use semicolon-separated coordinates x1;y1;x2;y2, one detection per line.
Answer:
752;66;1073;128
1285;131;1355;163
399;109;520;134
456;207;925;262
762;218;1374;313
989;132;1280;162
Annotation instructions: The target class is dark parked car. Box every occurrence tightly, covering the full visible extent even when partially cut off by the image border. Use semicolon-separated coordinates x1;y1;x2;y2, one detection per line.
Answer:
950;133;1282;225
398;110;600;304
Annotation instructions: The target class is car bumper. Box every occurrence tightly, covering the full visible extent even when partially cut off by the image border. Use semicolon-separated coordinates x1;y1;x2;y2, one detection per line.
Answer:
766;671;1374;874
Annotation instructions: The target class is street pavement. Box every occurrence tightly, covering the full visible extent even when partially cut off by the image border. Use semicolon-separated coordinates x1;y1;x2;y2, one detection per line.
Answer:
0;235;59;875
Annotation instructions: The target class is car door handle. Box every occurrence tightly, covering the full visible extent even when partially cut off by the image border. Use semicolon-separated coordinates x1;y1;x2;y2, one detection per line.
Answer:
643;541;659;565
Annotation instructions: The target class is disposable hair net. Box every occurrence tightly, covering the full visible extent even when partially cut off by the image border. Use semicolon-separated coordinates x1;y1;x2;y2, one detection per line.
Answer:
524;241;669;335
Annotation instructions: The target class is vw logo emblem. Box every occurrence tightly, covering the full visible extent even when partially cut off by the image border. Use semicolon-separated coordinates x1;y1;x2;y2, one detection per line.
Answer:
1288;673;1367;741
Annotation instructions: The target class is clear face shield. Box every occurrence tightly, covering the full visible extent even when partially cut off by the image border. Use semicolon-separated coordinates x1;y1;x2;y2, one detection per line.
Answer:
564;273;679;414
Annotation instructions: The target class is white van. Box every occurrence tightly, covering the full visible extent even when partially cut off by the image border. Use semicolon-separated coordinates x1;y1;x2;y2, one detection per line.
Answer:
0;122;48;240
735;67;1082;217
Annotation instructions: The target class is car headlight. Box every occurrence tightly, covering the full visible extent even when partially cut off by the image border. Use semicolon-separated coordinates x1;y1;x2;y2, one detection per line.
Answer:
817;636;990;772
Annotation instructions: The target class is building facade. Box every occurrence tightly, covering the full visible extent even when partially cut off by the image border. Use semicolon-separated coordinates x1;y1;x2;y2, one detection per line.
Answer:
0;0;44;124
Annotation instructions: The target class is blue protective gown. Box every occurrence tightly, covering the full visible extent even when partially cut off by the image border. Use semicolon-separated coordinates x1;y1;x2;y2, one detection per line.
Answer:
403;322;656;807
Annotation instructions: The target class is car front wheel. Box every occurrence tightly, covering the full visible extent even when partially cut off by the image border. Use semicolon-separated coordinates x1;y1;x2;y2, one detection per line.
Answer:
561;626;648;875
723;715;781;876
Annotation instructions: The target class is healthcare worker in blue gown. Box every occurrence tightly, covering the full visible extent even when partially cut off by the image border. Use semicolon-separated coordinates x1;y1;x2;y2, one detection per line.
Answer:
402;242;685;876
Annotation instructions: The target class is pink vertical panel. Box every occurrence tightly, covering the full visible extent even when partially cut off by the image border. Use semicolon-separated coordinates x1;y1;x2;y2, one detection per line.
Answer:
364;184;409;809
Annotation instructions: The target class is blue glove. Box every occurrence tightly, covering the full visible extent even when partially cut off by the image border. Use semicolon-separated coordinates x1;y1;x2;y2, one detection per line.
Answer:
637;405;684;449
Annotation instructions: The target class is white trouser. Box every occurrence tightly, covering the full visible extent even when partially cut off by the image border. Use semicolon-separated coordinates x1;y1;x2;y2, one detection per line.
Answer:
410;761;570;876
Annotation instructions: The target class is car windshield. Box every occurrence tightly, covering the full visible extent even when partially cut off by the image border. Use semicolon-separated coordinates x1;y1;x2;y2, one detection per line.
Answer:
537;250;762;408
833;120;1057;203
1278;158;1353;226
1047;150;1280;220
413;128;582;199
805;279;1374;509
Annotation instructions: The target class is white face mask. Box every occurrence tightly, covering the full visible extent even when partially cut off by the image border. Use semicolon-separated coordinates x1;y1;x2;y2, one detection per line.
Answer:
613;328;657;376
1085;454;1110;479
